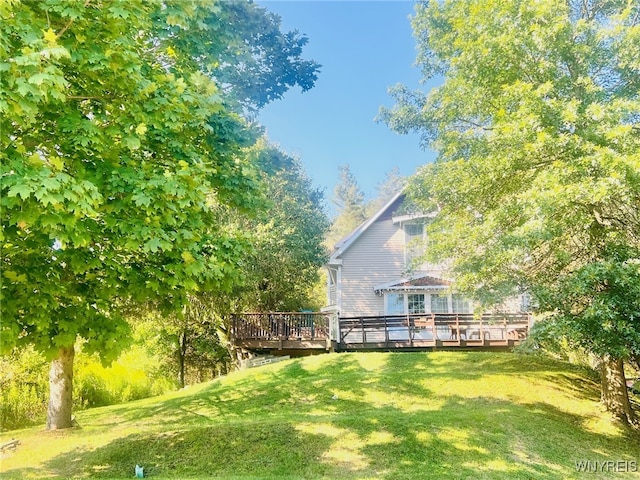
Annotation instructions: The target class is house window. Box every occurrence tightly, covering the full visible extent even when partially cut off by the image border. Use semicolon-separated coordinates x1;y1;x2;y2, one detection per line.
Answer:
404;223;425;269
452;294;471;313
386;293;405;315
386;291;464;315
407;294;426;314
430;293;448;313
405;223;424;239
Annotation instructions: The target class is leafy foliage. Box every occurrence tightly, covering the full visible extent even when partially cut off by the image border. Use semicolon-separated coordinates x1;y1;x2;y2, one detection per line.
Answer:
381;0;639;421
233;141;330;312
326;165;369;249
537;250;640;360
0;0;319;427
381;0;640;346
0;332;175;430
1;0;260;362
209;1;320;114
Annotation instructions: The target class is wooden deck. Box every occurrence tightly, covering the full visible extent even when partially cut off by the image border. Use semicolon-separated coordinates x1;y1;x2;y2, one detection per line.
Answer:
338;313;530;350
231;312;334;352
232;312;531;353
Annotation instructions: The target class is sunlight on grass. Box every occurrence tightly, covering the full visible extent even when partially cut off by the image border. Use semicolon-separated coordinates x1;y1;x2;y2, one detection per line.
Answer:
414;430;434;444
437;427;489;454
295;422;399;473
365;430;397;445
358;387;445;412
464;458;519;473
353;352;389;372
2;352;639;480
299;352;341;372
296;422;369;470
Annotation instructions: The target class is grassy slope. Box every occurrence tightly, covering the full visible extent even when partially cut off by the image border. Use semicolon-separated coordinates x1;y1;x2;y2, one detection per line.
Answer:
1;352;639;480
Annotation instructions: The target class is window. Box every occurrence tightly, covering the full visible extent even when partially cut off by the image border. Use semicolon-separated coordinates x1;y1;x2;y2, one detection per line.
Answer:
404;223;425;269
452;294;471;313
386;292;459;315
407;294;426;314
430;294;448;313
404;223;424;239
386;293;404;315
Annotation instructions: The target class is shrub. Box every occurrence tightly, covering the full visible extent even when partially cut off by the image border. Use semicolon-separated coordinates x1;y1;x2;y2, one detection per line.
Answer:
0;347;48;430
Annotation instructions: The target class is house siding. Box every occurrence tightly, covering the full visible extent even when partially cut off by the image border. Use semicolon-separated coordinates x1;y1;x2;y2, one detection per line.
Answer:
339;218;405;316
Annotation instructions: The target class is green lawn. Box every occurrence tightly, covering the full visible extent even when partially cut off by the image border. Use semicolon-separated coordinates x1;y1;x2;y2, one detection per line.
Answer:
1;352;639;479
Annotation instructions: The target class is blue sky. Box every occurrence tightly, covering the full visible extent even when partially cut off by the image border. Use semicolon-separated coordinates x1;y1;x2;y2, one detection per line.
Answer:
257;1;439;212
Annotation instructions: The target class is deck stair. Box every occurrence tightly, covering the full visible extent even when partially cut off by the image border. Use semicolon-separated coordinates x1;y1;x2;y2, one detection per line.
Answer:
241;354;290;370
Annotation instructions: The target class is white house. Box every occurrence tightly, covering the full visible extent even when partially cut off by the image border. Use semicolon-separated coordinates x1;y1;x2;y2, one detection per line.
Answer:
323;190;527;318
325;191;451;317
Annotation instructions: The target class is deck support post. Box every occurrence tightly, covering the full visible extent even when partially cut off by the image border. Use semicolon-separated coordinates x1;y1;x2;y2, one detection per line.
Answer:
384;316;389;348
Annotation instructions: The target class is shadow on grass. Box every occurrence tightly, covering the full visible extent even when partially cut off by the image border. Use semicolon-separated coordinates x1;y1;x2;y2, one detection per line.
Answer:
12;398;637;479
5;423;334;479
5;352;639;479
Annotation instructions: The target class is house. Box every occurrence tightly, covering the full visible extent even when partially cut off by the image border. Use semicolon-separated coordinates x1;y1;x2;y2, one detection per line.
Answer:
323;190;526;318
231;190;531;355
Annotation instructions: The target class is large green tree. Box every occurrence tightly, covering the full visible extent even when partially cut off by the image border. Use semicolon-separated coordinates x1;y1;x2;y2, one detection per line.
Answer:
234;140;329;312
1;0;318;429
159;142;329;383
381;0;640;424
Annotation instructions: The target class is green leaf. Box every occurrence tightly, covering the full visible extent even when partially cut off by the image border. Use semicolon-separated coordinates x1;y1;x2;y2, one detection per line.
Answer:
7;183;32;199
122;136;141;150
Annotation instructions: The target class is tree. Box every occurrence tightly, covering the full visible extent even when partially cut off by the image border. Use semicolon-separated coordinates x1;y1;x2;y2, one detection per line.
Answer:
367;167;407;214
233;140;329;312
326;165;369;249
1;0;318;429
210;1;320;114
168;295;231;388
380;0;640;424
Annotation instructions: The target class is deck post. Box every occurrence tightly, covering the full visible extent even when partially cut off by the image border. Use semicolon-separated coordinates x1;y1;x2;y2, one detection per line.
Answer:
361;317;365;346
384;316;389;348
431;313;437;340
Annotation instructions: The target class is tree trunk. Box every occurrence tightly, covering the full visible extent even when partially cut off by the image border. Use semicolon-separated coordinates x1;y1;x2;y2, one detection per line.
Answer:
177;330;187;388
600;355;636;426
47;345;75;430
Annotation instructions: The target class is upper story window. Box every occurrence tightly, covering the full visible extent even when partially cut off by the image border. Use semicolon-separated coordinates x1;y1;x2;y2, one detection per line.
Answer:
404;223;425;269
404;223;424;239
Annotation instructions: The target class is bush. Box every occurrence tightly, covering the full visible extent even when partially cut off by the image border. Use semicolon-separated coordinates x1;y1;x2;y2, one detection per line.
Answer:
2;330;177;431
74;343;176;409
0;346;48;431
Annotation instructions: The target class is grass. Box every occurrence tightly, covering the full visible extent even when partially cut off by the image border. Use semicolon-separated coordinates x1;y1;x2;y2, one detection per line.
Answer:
1;351;639;479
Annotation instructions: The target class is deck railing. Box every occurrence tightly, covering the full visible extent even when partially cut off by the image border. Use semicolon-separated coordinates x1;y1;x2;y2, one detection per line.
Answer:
232;312;531;349
232;312;331;341
338;312;530;347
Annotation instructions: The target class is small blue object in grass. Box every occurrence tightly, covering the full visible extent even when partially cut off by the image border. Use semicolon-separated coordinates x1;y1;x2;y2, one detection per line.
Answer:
135;465;144;478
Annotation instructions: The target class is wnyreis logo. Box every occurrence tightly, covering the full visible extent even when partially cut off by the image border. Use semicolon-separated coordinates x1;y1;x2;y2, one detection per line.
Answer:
575;460;638;473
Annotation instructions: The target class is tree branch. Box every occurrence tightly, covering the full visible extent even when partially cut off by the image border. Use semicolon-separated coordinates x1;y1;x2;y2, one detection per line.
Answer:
56;0;92;40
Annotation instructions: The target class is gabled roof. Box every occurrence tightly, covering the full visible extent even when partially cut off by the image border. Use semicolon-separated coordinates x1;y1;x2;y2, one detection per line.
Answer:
328;189;406;264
